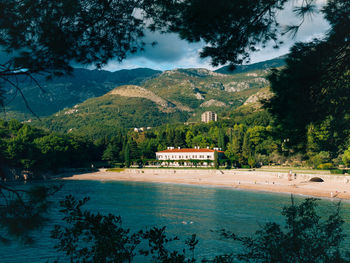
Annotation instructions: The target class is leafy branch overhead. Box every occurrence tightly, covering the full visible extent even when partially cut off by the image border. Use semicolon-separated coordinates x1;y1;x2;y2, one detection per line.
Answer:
0;0;145;77
0;0;338;116
1;0;321;78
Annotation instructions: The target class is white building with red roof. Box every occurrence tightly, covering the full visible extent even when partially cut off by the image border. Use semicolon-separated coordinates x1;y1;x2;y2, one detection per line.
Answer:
156;147;224;163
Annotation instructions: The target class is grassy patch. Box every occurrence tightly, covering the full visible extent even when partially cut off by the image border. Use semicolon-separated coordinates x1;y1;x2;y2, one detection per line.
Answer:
257;166;332;174
106;168;126;172
330;169;347;175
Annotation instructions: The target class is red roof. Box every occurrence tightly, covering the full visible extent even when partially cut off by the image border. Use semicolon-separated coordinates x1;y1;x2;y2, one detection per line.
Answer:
157;148;224;153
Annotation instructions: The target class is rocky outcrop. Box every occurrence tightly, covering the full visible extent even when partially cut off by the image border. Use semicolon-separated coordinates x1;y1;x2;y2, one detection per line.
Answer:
243;87;273;107
109;85;175;112
200;99;227;107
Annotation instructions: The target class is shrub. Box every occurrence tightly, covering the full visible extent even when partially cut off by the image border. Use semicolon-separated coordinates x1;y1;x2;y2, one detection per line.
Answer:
255;154;269;166
330;169;346;174
342;149;350;167
248;157;256;168
317;163;334;170
308;151;331;168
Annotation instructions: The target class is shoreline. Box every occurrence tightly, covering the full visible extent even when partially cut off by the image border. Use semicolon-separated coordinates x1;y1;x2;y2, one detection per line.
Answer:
62;168;350;200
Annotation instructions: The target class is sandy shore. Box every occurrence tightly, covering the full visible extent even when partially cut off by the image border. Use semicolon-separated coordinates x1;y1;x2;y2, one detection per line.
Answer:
63;169;350;200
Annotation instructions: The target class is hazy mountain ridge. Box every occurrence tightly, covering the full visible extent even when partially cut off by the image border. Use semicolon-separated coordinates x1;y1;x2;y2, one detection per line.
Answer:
2;67;161;119
215;55;286;74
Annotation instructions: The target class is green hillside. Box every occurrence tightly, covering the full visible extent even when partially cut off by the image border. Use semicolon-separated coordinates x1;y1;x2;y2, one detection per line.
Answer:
32;67;271;138
34;94;188;139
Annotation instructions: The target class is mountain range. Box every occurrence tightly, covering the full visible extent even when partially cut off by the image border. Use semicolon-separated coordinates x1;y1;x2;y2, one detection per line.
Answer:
2;68;161;119
2;56;285;138
32;67;278;138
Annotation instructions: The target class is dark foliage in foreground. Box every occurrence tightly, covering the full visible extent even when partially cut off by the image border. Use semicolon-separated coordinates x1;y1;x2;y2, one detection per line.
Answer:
51;195;198;263
0;184;61;244
51;196;350;262
264;0;350;153
219;198;349;263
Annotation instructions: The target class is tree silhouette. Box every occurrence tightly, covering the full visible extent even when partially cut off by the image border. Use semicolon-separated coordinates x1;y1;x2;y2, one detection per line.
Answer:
264;0;350;152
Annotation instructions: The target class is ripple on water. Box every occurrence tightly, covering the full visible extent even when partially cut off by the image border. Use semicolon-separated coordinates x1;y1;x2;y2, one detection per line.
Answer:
1;180;349;262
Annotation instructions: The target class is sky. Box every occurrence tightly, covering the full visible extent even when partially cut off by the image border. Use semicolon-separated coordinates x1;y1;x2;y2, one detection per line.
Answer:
103;0;330;72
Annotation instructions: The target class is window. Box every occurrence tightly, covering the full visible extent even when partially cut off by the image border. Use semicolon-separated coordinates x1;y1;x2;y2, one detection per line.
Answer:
207;155;210;159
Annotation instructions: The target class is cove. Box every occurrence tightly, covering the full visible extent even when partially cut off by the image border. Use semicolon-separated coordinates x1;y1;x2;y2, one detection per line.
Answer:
1;180;350;262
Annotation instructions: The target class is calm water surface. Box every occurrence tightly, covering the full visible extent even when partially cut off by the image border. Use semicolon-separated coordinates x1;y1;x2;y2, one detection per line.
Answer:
1;180;350;262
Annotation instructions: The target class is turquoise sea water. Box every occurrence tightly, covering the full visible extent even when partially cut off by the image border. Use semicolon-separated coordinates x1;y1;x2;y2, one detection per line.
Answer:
1;180;350;262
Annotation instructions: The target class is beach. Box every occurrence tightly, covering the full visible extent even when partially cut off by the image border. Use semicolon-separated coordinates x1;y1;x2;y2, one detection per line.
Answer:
63;168;350;200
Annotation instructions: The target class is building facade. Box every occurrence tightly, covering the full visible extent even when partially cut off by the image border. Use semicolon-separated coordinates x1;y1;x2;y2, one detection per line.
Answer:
201;111;217;123
156;147;224;164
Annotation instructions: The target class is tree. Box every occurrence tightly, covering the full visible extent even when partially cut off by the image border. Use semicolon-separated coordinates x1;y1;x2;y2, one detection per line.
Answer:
264;0;350;152
124;143;131;168
343;149;350;167
185;130;194;147
51;195;140;263
248;156;256;168
174;129;186;148
52;195;199;263
1;0;325;103
0;0;146;76
0;0;153;116
224;143;239;167
225;124;245;165
242;131;252;161
217;128;225;150
219;198;349;263
102;143;117;163
0;184;61;244
142;0;292;67
128;139;140;160
214;150;219;169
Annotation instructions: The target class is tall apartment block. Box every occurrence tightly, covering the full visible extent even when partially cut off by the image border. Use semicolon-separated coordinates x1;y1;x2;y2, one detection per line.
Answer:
201;111;217;123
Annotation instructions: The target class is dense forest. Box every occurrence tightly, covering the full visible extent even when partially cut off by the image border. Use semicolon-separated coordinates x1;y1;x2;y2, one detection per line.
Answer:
2;103;350;178
0;119;96;178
